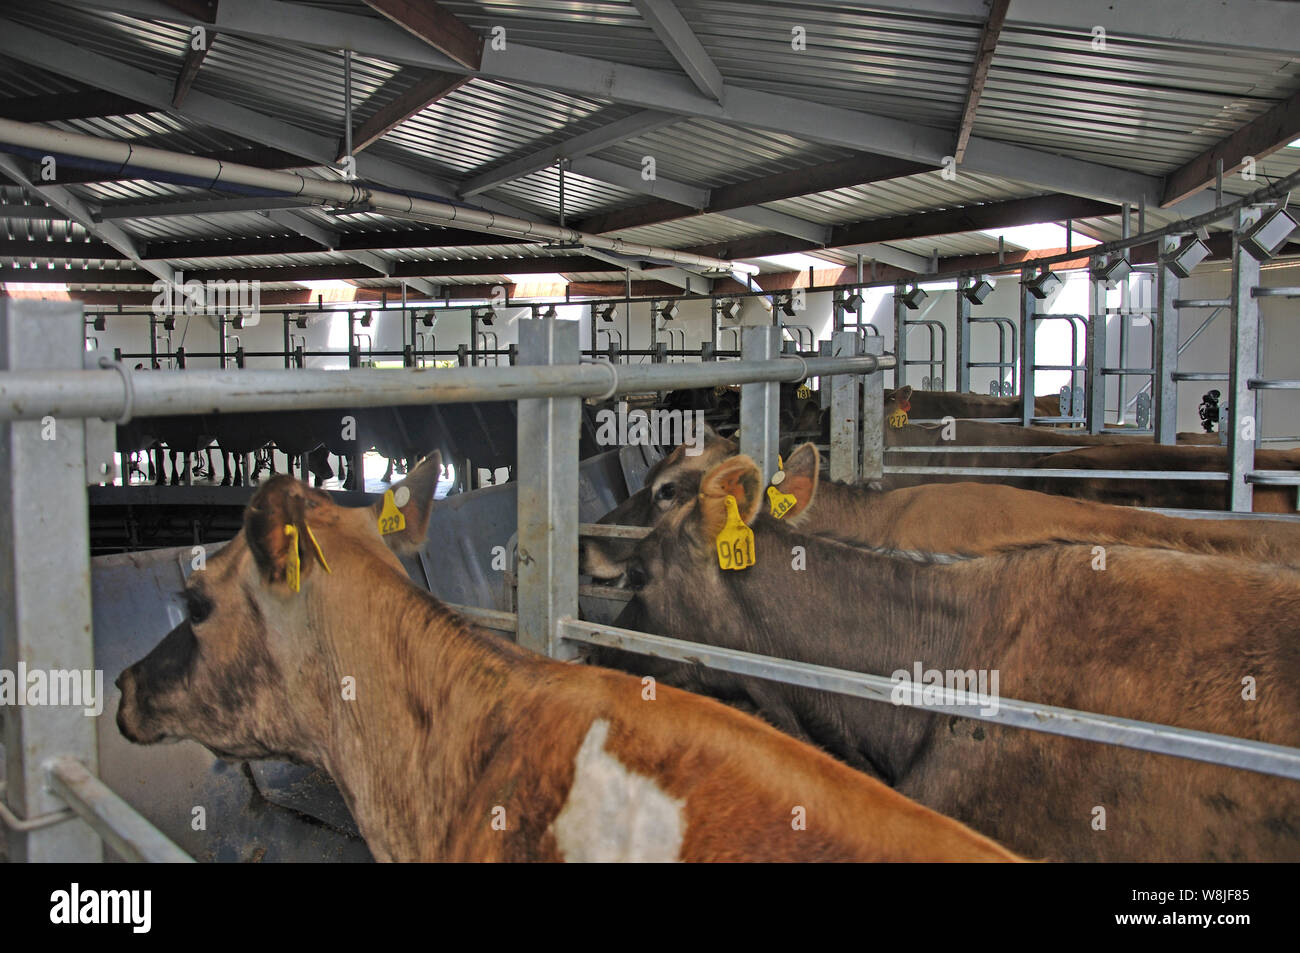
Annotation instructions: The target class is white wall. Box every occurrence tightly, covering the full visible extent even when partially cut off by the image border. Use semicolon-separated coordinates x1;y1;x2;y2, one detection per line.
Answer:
80;260;1298;441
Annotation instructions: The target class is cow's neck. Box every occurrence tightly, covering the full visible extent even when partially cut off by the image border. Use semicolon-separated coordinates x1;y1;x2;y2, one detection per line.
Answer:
734;524;1002;782
311;569;527;861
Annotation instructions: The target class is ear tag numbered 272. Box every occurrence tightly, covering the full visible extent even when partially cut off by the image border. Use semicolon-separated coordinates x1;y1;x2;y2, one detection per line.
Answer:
716;494;756;571
378;488;407;536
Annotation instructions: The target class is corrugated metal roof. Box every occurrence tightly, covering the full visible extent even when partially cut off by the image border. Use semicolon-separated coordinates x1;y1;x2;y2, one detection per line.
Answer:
975;25;1300;174
1;0;1297;289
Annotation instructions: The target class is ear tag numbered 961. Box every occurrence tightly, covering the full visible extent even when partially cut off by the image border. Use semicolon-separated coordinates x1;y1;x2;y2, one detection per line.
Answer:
378;488;407;536
716;494;756;571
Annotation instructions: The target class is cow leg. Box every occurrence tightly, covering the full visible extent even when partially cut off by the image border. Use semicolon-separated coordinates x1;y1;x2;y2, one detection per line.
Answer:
382;456;394;485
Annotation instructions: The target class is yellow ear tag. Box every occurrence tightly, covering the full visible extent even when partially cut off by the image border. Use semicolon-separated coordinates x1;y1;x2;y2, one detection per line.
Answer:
378;489;406;536
767;484;797;519
304;523;331;574
715;494;756;571
796;384;811;400
888;409;909;429
283;525;302;593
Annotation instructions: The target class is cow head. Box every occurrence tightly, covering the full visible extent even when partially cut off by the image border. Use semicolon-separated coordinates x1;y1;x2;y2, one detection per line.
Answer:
616;453;770;628
115;452;443;764
580;429;737;580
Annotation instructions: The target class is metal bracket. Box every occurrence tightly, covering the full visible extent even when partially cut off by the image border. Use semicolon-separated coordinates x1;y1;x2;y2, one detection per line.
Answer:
0;783;76;832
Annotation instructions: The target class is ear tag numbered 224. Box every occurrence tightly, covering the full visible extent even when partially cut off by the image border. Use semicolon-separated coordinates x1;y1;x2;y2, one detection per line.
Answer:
378;488;407;536
716;494;756;571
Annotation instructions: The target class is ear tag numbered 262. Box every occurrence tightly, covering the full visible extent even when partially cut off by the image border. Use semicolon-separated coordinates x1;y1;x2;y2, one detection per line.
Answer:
716;494;756;571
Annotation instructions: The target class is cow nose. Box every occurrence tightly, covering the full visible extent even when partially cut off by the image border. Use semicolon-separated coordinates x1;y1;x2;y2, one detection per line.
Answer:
115;669;127;691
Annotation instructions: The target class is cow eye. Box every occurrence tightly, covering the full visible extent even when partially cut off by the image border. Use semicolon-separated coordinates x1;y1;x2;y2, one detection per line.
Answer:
183;589;213;625
625;563;649;589
654;482;676;502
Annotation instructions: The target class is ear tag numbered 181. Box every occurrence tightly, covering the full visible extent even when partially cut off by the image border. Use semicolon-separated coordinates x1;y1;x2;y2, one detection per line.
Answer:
767;484;797;519
283;525;302;593
378;488;406;536
716;494;756;571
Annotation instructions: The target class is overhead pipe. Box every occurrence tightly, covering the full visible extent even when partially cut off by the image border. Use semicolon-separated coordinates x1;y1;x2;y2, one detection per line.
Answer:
0;118;758;276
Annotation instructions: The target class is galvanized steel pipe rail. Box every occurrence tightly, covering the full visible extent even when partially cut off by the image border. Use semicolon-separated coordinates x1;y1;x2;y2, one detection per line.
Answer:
0;354;893;422
0;117;759;276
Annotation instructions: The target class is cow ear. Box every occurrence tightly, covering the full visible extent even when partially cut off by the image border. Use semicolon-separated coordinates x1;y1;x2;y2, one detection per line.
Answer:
895;384;913;403
245;476;332;589
371;450;441;555
696;454;763;540
780;442;820;521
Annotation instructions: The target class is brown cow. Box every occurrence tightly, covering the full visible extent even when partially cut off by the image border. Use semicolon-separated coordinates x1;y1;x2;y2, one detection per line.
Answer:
608;453;1300;861
1029;444;1300;513
115;454;1018;863
884;386;1061;422
581;436;1300;578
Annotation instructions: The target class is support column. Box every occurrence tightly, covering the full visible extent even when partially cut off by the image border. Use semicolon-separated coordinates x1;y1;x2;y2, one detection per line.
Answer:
892;284;907;389
740;325;781;483
1228;210;1261;512
1019;267;1036;428
829;330;862;484
860;337;885;483
1086;261;1109;434
516;318;581;658
0;298;101;861
1154;238;1181;445
956;285;972;394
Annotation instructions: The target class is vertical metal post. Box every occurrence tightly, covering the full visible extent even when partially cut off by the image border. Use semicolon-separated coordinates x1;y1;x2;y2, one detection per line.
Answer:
860;336;885;482
740;325;780;483
828;330;861;483
515;318;581;658
893;284;907;389
1154;238;1181;444
1086;261;1108;434
1228;210;1260;512
0;299;101;862
956;283;972;393
1019;268;1036;428
709;298;719;355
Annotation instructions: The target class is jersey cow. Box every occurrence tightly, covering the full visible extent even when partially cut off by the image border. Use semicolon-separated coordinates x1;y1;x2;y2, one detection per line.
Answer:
605;453;1300;861
1028;444;1300;513
115;454;1017;863
581;435;1300;578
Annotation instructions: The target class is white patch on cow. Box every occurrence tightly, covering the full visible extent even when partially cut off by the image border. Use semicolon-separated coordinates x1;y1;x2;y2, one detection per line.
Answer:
551;718;685;863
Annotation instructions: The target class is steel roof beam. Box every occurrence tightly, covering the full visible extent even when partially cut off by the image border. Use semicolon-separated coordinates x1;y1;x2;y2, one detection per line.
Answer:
460;110;679;198
0;154;175;286
574;153;930;234
361;0;482;71
952;0;1009;164
1161;89;1300;207
629;0;724;102
685;193;1119;261
141;228;517;259
346;69;469;158
0;90;155;123
171;29;215;108
566;156;830;245
833;243;931;274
